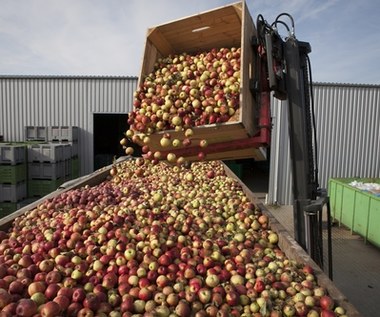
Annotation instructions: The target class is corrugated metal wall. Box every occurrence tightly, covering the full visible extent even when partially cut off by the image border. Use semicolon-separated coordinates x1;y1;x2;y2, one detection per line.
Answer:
268;83;380;205
1;77;378;199
0;76;138;175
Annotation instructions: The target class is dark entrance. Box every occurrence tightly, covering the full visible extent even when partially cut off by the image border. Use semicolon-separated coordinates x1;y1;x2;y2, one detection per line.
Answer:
93;113;128;170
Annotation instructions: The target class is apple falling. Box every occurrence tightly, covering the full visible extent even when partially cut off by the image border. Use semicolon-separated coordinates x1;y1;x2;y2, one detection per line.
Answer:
122;47;242;164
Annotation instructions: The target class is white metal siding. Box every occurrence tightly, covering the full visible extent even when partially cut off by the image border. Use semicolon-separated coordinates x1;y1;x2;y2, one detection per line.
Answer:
0;76;137;176
268;83;380;205
2;77;378;198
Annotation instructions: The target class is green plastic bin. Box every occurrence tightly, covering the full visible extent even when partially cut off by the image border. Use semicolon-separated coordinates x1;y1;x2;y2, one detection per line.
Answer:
329;178;380;247
0;202;18;218
27;179;64;198
0;164;27;184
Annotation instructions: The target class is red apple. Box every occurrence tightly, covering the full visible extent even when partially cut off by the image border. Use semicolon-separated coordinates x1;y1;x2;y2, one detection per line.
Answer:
198;288;212;304
83;292;100;311
15;298;38;317
44;283;60;300
120;294;134;312
8;280;25;295
77;307;95;317
1;302;17;316
226;291;239;306
53;295;71;311
0;288;12;309
320;295;334;311
72;287;86;303
66;302;83;317
102;272;118;289
254;279;265;293
27;281;46;297
175;300;191;317
320;310;336;317
45;270;62;284
57;286;73;299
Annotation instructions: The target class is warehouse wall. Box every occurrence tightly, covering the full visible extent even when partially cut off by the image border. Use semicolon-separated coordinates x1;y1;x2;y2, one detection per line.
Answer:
268;82;380;205
0;76;137;176
1;77;379;202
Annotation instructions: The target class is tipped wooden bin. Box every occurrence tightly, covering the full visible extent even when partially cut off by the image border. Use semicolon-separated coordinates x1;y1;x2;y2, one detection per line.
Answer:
136;1;266;161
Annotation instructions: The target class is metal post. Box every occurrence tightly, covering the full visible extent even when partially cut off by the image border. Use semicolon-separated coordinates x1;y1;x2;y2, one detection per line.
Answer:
304;197;333;279
283;37;315;249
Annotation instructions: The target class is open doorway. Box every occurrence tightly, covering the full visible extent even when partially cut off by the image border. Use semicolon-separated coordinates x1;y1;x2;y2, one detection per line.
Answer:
223;151;270;202
93;113;128;170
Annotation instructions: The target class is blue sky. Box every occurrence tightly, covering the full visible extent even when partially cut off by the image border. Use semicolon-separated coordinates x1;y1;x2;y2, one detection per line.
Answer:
1;0;379;85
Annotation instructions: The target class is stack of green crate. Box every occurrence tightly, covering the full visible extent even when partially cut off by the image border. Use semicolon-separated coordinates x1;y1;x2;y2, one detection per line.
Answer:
27;179;64;197
48;126;80;180
329;177;380;248
71;156;80;179
223;160;244;179
27;143;65;198
0;144;28;217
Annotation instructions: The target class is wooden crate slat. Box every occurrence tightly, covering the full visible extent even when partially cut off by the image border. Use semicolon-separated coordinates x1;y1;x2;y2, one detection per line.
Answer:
160;12;241;36
232;3;243;20
146;28;175;58
164;25;241;54
156;6;241;36
138;41;160;86
240;1;256;137
161;13;241;41
137;122;249;151
185;147;266;161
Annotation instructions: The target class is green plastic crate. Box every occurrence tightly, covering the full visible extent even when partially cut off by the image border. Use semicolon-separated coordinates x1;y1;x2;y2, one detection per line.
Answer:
328;178;380;247
223;161;243;179
367;198;380;247
71;157;80;178
0;202;18;218
0;163;27;184
28;179;64;197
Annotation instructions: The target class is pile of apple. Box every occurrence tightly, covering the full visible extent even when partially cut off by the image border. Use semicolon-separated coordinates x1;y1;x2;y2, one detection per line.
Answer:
130;47;241;134
121;47;242;163
0;159;346;317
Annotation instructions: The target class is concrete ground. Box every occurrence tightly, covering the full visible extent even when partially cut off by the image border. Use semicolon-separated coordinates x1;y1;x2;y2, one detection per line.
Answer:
240;162;380;317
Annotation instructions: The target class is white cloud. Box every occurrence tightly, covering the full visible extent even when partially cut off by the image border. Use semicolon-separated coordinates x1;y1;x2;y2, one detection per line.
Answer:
0;0;379;84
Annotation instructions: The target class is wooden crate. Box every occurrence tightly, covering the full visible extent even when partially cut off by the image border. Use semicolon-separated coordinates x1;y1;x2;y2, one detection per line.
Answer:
137;1;266;161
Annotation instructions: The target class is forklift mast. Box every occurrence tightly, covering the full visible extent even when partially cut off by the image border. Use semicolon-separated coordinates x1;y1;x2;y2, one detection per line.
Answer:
255;14;332;277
